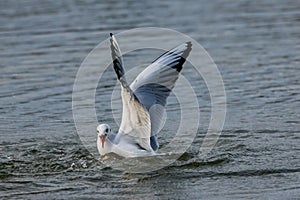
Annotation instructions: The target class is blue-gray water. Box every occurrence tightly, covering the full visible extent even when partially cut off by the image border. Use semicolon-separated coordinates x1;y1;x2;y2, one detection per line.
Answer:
1;0;300;199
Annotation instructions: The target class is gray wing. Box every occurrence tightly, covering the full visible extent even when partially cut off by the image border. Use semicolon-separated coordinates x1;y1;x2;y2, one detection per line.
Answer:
109;33;152;151
130;42;192;150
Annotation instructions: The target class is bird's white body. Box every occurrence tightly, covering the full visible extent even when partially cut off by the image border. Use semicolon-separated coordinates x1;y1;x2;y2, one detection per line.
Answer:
97;124;155;157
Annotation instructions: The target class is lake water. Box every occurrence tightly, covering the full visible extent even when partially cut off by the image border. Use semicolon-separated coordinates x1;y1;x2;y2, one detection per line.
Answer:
1;0;300;199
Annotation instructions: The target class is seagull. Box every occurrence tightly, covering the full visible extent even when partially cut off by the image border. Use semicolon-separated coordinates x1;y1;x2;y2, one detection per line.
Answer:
97;33;192;158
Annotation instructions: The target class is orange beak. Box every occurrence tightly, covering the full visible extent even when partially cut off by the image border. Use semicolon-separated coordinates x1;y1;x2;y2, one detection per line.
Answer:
99;135;106;148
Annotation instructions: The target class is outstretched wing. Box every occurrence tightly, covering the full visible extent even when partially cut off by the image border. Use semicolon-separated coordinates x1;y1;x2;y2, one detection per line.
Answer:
130;42;192;150
109;33;152;151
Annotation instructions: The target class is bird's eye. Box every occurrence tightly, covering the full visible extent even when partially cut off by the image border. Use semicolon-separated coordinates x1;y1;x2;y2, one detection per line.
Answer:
105;128;108;133
97;130;99;133
109;128;111;132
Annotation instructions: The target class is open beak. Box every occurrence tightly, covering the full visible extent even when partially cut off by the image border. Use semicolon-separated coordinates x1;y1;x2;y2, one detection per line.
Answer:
99;135;106;148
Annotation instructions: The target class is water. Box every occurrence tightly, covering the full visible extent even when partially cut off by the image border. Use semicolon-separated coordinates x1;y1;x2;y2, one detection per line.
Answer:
1;0;300;199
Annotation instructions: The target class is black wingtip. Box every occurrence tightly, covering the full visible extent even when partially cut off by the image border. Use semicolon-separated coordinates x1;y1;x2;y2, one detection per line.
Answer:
186;41;192;51
110;33;113;37
182;41;192;59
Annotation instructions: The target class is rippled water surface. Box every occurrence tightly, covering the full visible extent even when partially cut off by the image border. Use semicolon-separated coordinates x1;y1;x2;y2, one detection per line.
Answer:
1;0;300;199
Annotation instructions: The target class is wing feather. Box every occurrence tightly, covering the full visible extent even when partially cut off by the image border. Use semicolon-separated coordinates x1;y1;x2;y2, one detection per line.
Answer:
109;33;192;152
109;33;152;151
130;42;192;150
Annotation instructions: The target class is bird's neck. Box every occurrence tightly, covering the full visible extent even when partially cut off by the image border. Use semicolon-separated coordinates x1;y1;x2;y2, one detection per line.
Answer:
97;137;113;156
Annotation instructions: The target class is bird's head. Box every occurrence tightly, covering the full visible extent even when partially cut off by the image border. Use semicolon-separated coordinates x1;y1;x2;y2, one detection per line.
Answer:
97;124;111;148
